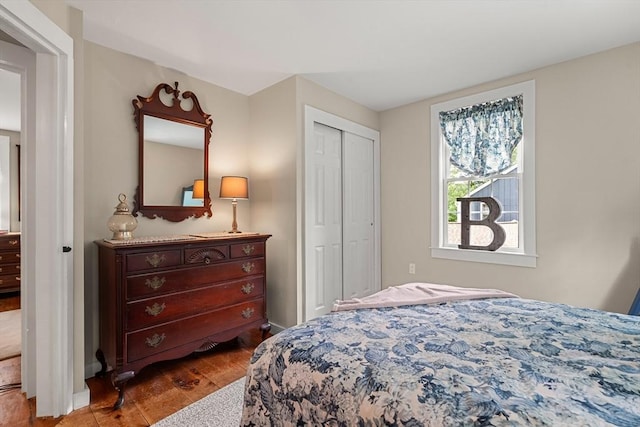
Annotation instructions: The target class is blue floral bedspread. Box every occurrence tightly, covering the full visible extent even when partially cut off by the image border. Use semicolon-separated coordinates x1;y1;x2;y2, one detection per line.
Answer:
241;298;640;426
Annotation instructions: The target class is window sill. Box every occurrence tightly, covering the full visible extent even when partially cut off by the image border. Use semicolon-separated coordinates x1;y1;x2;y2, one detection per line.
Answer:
431;247;537;268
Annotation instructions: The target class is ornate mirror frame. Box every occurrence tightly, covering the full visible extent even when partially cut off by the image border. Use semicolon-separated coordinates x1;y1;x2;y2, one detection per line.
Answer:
132;82;213;222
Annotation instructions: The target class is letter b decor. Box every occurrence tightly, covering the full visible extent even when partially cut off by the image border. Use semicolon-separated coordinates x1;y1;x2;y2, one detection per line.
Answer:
456;197;506;251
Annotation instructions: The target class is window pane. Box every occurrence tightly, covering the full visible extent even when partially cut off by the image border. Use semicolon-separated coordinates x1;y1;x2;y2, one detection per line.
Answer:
491;176;519;249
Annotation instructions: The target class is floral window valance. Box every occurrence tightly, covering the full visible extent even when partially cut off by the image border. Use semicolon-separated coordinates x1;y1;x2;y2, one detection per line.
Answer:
439;95;523;177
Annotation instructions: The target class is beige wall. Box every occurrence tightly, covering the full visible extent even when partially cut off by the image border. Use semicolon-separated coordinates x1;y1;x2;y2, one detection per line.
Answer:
143;141;203;206
30;0;70;34
380;42;640;314
83;41;252;373
249;77;297;328
248;76;379;329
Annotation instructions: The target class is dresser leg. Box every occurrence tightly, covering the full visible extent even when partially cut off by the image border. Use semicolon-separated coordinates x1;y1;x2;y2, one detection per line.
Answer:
260;322;271;340
95;349;107;377
111;370;135;410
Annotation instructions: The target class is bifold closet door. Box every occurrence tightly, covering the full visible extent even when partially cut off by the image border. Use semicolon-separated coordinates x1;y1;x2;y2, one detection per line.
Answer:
342;131;375;300
305;122;375;320
305;122;343;320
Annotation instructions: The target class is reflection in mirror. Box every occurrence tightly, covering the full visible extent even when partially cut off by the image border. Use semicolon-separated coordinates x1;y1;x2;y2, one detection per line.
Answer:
132;82;212;222
143;116;204;206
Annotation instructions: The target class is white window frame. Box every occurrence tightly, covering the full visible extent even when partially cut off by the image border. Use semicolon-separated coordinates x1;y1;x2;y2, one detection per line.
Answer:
430;80;537;267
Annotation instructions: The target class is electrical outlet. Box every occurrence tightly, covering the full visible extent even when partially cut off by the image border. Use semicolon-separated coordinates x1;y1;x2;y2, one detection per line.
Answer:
409;263;416;274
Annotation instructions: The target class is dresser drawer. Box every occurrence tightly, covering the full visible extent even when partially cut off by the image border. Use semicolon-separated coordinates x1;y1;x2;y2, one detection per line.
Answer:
0;273;20;290
126;250;182;272
0;252;20;264
126;259;266;300
126;277;264;330
0;263;19;275
126;299;264;362
0;237;20;251
230;241;265;258
184;245;229;265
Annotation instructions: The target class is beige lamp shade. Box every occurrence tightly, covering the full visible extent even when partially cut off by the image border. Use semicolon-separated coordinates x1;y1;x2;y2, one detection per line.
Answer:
192;179;205;199
219;176;248;199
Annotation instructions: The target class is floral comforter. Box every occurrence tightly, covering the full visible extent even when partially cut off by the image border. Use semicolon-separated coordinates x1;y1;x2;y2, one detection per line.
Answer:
241;298;640;426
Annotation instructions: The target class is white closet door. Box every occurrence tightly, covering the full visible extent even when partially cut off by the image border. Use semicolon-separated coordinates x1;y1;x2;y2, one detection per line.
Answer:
304;122;343;320
342;132;375;299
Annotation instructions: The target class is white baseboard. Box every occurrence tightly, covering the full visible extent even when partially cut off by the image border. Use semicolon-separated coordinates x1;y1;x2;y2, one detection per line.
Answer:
72;384;90;410
270;322;286;334
84;360;103;380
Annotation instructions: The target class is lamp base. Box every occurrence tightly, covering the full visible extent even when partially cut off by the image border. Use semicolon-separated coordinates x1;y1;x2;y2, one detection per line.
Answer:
228;230;242;234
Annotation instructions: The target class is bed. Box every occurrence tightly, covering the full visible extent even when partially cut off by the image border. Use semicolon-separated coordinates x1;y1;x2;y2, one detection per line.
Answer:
241;283;640;426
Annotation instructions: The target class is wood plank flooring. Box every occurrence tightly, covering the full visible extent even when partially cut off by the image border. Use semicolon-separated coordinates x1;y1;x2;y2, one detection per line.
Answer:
0;292;264;426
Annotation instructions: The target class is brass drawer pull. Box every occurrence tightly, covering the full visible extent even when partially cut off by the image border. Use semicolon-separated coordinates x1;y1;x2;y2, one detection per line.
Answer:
145;302;166;317
145;333;166;348
242;245;255;255
241;283;254;294
241;307;254;319
8;240;18;246
16;253;20;258
145;276;166;290
145;253;166;268
241;262;255;273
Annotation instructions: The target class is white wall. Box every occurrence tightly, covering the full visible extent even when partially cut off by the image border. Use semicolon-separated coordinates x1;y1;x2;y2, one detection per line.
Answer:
380;42;640;314
0;129;20;232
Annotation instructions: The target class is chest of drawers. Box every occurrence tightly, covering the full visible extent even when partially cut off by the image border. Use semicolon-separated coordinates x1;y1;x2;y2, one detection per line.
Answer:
0;233;20;294
95;233;271;409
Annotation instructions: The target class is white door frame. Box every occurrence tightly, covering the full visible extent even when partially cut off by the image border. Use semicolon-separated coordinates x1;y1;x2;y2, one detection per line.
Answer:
0;0;77;417
300;105;380;323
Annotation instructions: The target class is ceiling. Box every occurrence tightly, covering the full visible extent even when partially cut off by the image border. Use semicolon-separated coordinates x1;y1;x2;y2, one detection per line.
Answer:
2;1;640;133
65;0;640;112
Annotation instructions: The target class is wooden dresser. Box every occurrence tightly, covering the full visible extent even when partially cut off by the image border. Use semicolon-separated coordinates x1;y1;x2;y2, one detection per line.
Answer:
95;233;271;409
0;233;20;294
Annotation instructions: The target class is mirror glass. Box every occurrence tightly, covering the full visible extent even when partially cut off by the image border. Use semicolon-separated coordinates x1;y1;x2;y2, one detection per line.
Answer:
142;115;204;206
133;82;212;222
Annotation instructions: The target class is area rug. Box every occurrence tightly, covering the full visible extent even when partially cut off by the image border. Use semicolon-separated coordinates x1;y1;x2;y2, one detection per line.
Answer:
0;309;21;361
153;377;245;427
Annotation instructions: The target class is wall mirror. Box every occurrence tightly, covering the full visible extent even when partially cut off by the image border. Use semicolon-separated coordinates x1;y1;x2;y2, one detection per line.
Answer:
132;82;212;222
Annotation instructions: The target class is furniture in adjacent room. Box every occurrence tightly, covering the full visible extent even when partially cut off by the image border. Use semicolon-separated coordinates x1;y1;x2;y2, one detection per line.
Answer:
0;233;20;294
95;232;271;409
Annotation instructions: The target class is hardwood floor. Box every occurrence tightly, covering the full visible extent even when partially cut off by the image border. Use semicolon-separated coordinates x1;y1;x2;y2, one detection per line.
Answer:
0;292;19;312
0;291;263;426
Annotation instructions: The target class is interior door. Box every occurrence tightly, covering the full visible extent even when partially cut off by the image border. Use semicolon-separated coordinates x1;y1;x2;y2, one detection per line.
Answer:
304;122;343;320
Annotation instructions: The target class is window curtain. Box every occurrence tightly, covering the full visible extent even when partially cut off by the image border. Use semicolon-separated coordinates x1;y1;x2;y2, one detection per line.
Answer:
439;95;523;177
